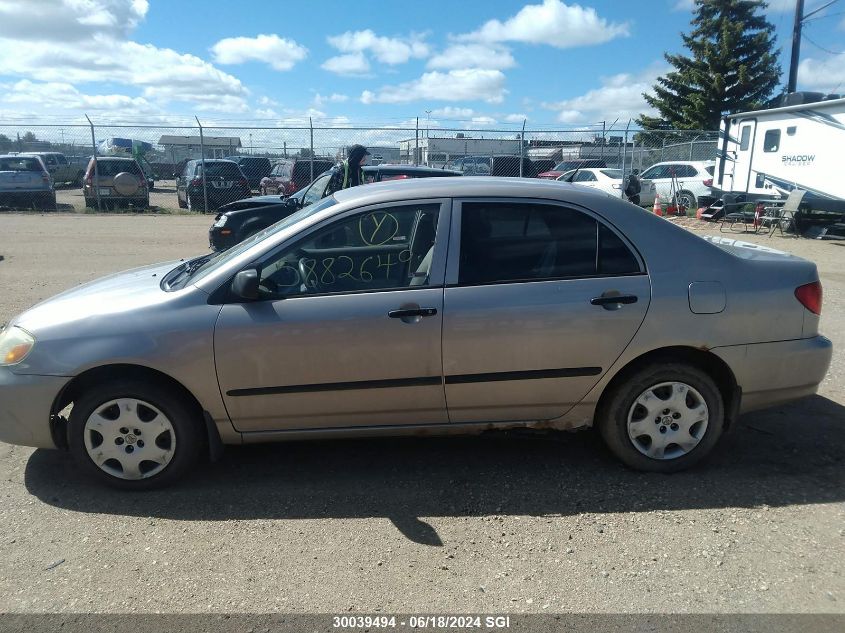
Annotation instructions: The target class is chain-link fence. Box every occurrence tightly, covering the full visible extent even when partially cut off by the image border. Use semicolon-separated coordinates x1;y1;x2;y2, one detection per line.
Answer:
0;117;718;212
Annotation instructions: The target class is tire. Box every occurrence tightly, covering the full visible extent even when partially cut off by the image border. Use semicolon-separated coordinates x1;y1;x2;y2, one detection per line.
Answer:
677;190;697;212
67;379;203;490
177;194;187;209
597;362;724;473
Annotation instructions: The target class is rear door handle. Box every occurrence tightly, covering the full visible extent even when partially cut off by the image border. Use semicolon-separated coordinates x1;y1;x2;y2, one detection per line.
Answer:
591;294;638;308
388;307;438;318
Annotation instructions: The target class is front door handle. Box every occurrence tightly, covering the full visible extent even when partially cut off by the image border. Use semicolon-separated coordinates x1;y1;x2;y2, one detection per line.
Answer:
590;294;638;310
388;307;438;318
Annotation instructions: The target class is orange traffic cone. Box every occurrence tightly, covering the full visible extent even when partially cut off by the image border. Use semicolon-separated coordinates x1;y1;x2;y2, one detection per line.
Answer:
653;194;663;216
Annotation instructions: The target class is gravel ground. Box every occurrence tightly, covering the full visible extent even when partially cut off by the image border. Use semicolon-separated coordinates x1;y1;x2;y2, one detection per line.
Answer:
54;180;239;213
0;213;842;614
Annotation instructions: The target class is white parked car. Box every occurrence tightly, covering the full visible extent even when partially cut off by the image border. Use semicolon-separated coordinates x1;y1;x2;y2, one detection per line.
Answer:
638;161;715;210
557;168;656;207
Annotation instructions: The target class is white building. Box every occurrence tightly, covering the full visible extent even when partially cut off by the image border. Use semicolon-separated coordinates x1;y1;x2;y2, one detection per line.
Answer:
398;136;523;166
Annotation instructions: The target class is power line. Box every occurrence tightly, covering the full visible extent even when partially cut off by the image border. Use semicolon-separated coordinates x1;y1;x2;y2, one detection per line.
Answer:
803;32;845;55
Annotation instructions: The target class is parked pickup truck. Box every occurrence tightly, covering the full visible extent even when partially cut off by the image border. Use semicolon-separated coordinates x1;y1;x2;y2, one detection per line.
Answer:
20;152;86;186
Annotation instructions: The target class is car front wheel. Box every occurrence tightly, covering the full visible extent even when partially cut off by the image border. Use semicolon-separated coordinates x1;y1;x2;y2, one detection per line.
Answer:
598;362;724;472
68;379;203;489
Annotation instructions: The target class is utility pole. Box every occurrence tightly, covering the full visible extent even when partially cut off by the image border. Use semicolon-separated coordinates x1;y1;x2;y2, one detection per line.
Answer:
787;0;840;93
788;0;805;94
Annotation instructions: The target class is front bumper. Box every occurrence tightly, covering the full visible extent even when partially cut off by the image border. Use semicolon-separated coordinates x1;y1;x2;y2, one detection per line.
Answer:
0;366;69;448
712;336;833;413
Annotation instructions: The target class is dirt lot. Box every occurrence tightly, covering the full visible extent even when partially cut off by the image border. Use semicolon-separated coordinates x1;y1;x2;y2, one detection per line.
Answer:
0;213;842;614
55;180;234;213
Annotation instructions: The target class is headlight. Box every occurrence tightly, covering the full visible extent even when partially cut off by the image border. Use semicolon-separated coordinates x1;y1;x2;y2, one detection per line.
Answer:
0;326;36;366
213;215;228;228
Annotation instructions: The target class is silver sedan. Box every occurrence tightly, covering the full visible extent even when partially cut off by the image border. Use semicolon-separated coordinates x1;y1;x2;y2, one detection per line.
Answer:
0;178;832;488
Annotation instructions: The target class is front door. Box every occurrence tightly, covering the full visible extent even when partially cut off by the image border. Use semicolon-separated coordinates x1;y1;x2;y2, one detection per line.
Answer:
442;199;650;423
214;200;451;432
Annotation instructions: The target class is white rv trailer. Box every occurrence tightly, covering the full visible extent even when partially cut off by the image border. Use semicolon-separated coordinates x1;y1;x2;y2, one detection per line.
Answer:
714;94;845;211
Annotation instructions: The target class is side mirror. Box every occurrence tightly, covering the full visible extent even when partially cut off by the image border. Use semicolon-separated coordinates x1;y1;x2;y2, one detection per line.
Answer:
232;268;259;300
285;197;300;210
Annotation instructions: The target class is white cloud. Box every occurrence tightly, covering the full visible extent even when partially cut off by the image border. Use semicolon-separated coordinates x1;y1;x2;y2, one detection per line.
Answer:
459;0;629;49
0;0;148;41
798;54;845;92
211;34;307;71
321;52;371;76
672;0;694;11
504;113;527;123
0;0;249;112
1;79;158;114
361;69;507;104
258;96;279;107
471;116;497;126
542;65;666;124
313;92;349;107
327;29;429;65
427;44;516;70
431;107;475;118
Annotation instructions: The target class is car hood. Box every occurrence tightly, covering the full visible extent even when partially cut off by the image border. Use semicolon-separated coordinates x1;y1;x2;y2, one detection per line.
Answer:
11;260;183;332
538;171;563;179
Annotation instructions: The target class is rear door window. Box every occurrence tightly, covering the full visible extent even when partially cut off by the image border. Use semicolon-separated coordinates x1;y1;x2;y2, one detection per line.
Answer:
458;202;598;285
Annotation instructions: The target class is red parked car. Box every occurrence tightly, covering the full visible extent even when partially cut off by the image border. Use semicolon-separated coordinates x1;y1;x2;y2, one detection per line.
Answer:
259;158;335;196
537;159;608;180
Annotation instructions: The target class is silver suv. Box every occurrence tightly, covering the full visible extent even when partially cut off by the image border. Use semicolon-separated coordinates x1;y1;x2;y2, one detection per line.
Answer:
0;154;56;210
82;156;149;209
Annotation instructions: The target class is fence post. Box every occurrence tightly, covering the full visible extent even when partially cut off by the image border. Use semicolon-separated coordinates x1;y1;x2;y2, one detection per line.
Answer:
414;117;419;166
519;119;526;177
600;121;606;162
309;117;314;182
195;116;208;213
85;114;101;212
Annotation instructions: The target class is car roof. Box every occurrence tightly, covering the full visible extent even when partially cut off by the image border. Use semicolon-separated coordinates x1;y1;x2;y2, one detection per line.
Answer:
646;160;715;166
332;175;611;206
365;164;462;175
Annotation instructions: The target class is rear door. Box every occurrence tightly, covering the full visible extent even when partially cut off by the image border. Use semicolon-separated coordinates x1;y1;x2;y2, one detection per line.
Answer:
442;199;650;423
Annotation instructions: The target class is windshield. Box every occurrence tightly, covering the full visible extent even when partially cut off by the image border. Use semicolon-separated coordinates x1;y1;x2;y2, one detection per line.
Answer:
601;169;622;178
185;194;339;286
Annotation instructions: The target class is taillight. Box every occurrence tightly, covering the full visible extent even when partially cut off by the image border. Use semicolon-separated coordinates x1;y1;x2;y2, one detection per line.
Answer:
239;178;249;189
191;177;202;187
703;178;713;187
795;281;823;315
85;172;93;186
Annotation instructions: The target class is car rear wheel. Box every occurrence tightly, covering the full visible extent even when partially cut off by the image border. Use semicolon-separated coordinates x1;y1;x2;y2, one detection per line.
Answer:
598;362;724;472
677;190;697;212
68;379;203;489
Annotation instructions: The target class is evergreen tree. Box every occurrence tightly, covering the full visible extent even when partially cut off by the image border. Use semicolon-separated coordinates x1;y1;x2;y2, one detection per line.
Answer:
638;0;781;130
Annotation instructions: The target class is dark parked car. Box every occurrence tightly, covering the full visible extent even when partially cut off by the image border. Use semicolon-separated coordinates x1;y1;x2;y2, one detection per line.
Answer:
209;164;461;251
538;159;608;180
82;156;148;209
0;154;55;210
259;158;335;196
176;159;251;212
223;156;273;190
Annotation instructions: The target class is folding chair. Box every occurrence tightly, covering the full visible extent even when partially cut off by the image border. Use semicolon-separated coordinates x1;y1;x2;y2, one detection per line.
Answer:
718;196;756;233
758;189;805;238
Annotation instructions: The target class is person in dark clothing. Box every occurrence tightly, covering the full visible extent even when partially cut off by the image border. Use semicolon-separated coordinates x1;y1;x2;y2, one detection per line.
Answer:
326;144;370;195
624;169;642;205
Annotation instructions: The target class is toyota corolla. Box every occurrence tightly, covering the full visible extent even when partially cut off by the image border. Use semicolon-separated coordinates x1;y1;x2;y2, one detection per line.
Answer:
0;178;831;488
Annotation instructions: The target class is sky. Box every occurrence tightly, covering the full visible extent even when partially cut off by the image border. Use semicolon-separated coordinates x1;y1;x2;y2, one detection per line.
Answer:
0;0;844;130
